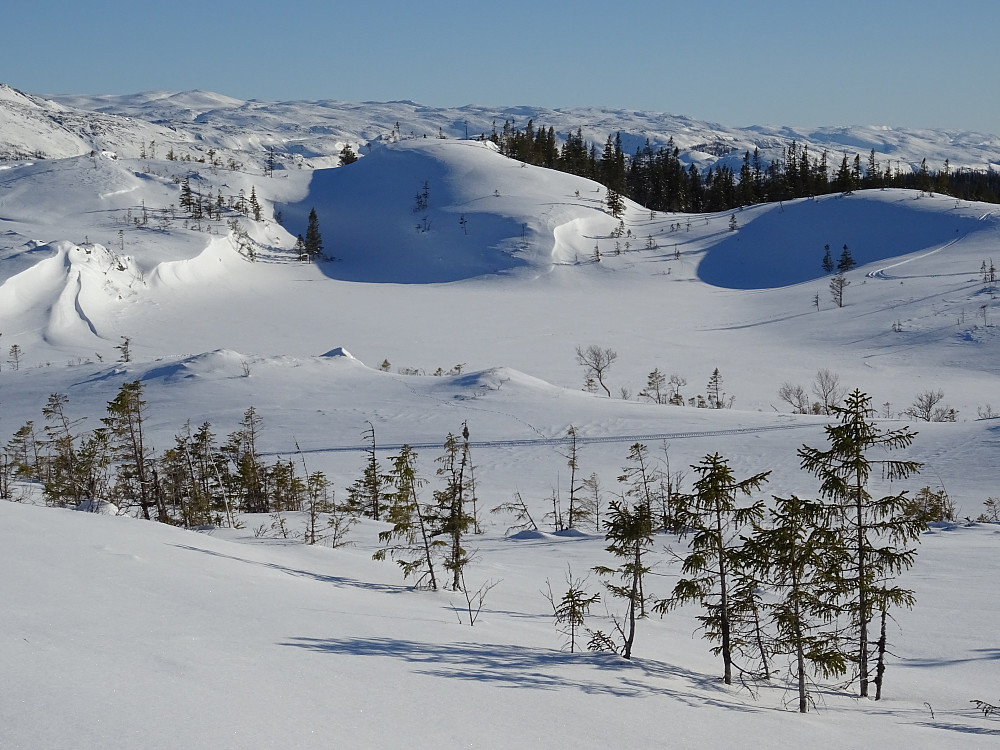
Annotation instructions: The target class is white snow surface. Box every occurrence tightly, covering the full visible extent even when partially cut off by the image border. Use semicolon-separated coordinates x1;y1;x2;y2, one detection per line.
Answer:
1;89;999;748
4;82;999;172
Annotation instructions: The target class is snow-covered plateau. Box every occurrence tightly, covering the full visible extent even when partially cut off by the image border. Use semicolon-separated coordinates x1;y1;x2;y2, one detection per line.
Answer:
1;84;998;749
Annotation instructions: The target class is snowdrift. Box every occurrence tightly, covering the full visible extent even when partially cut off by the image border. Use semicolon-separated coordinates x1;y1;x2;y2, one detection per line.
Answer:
278;139;624;282
698;191;992;289
0;240;144;346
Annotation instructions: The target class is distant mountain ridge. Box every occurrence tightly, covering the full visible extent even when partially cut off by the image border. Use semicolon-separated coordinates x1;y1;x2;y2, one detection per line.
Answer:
2;83;998;175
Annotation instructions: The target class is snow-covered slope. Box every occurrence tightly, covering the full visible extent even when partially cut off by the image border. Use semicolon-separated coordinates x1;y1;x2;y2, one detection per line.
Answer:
4;497;999;750
278;138;632;282
2;87;999;749
0;83;177;161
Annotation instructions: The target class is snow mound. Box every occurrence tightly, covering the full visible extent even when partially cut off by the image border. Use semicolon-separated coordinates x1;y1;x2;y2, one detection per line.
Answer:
551;528;590;538
0;153;164;226
507;529;550;540
74;499;121;515
139;349;252;383
697;190;989;289
450;366;549;390
507;528;590;540
277;139;622;283
320;347;356;360
137;348;370;388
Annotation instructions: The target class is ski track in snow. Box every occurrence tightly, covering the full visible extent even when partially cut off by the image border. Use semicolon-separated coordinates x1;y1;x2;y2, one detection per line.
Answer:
277;421;817;455
867;209;997;280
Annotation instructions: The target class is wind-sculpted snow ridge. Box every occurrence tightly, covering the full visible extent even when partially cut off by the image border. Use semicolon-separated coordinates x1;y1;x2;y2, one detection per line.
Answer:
138;349;255;383
697;190;993;289
0;240;143;346
145;237;231;289
138;348;368;386
278;139;624;283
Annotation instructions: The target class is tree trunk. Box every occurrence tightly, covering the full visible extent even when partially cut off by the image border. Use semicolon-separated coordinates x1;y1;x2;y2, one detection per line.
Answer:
856;475;869;697
874;607;888;700
623;539;639;660
717;507;732;685
793;585;807;713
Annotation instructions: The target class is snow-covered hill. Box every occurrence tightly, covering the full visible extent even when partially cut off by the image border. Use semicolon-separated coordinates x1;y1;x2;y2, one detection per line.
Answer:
3;82;999;174
2;85;999;749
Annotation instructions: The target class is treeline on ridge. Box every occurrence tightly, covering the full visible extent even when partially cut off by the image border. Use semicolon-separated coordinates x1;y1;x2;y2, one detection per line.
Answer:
485;120;1000;210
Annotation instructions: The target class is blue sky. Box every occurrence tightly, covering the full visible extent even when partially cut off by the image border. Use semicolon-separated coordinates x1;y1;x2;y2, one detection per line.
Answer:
3;0;997;133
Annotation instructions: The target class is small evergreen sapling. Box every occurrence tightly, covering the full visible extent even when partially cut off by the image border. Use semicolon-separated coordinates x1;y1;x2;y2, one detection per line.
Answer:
374;445;441;590
339;144;358;165
560;426;590;528
304;208;323;259
544;566;600;653
837;244;856;273
591;497;655;659
433;432;476;591
490;490;538;535
822;244;834;274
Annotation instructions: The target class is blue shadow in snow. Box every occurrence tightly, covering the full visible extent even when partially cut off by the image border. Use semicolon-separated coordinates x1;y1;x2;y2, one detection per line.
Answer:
698;193;983;290
281;636;751;709
171;544;413;595
276;148;527;284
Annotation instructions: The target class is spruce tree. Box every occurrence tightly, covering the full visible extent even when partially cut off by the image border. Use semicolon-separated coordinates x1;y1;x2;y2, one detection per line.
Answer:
433;432;475;590
561;426;590;528
304;208;323;260
706;368;730;409
837;244;856;273
248;186;262;221
339;144;358;165
167;420;226;527
104;381;163;521
640;368;668;404
618;443;661;524
591;497;655;659
829;275;849;307
374;445;441;590
744;495;849;712
822;244;834;274
224;406;267;514
661;453;770;684
605;186;625;218
41;393;86;507
344;421;388;520
545;567;600;653
797;389;924;698
6;421;42;484
835;156;853;194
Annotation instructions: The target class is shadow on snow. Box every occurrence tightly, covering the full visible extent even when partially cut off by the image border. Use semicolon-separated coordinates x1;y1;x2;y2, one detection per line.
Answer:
280;635;754;709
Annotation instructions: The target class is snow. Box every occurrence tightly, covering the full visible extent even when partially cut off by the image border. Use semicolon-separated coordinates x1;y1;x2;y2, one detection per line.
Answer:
698;192;991;289
1;85;999;748
3;501;998;749
16;87;998;174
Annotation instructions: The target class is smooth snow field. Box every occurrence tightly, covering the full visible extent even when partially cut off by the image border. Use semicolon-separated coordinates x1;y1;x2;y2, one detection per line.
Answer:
1;112;999;748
